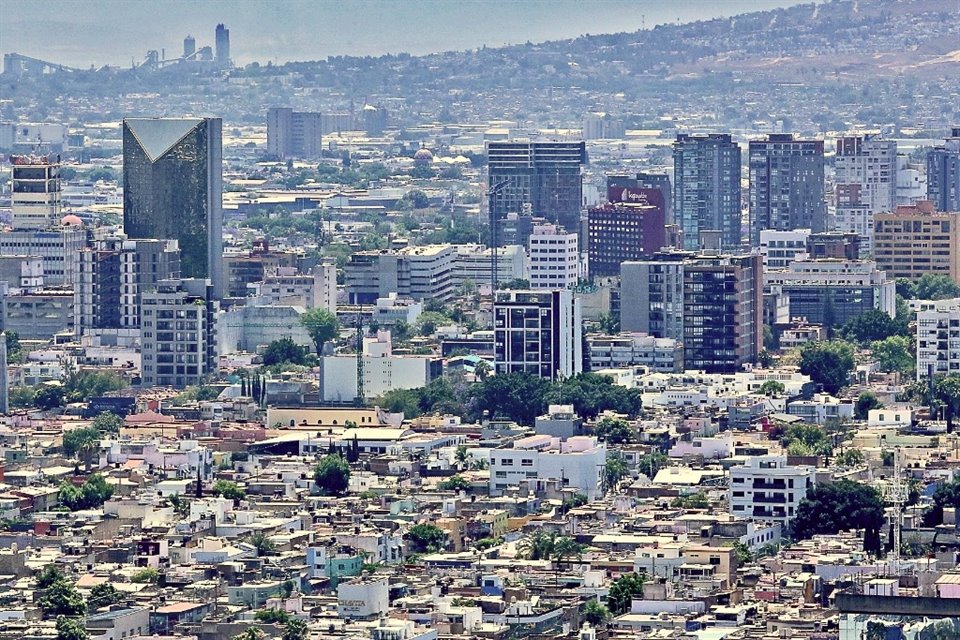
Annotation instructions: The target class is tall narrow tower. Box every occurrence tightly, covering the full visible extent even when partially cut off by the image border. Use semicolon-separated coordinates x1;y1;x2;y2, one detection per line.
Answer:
215;23;231;67
0;332;8;415
10;153;62;230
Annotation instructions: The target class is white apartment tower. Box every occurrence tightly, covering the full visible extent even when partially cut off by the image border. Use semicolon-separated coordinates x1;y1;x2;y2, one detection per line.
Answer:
141;279;218;388
916;298;960;380
493;289;582;380
528;224;580;290
10;154;62;230
833;135;897;255
728;455;816;526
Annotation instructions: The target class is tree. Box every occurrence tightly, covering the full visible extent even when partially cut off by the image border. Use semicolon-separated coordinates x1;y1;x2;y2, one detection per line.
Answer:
300;308;340;355
793;480;885;555
871;335;915;376
212;480;246;501
855;392;883;420
518;530;559;561
254;608;290;624
758;380;785;397
314;454;350;496
63;370;124;403
282;618;309;640
594;417;635;444
131;568;158;584
607;573;646;614
91;412;122;434
437;475;470;491
757;349;775;368
546;373;643;420
233;629;266;640
406;523;447;553
597;313;620;335
671;493;709;509
582;599;610;626
35;385;66;410
637;452;669;479
9;386;36;408
262;337;310;366
781;423;833;457
605;450;629;489
59;474;114;511
5;331;24;364
799;340;855;395
36;564;66;589
925;476;960;526
39;579;86;617
731;542;752;566
913;273;960;300
836;449;865;468
933;374;960;432
469;372;551;425
498;278;530;290
552;536;586;585
840;309;905;344
88;582;123;611
56;616;89;640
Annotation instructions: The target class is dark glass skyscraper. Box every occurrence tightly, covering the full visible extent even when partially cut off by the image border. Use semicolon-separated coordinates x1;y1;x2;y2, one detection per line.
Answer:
486;141;586;242
927;127;960;212
673;133;742;251
123;117;223;297
748;134;825;244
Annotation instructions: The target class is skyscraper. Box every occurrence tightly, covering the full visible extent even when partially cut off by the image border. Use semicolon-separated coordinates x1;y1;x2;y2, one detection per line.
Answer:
141;278;218;388
267;108;323;159
833;135;896;256
10;153;62;230
587;191;666;277
673;133;742;251
215;23;231;67
123;117;224;297
748;134;825;243
927;127;960;212
0;331;8;415
486;141;586;240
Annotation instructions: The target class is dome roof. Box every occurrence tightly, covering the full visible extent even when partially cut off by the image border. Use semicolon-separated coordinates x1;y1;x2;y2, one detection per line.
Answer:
61;214;83;226
413;148;434;161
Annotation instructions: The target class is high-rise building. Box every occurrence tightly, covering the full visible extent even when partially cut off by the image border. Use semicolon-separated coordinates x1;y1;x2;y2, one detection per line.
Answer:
75;237;181;336
214;23;230;67
140;278;218;388
487;141;587;239
222;241;300;298
528;223;580;289
926;127;960;212
748;134;825;243
493;289;582;380
587;195;666;277
682;254;762;374
183;35;196;59
620;251;762;373
607;172;672;223
0;331;8;414
758;229;811;270
728;456;816;526
582;112;625;140
123;117;224;297
833;135;896;255
10;153;62;230
0;225;87;286
874;200;960;284
362;105;389;136
916;297;960;380
267;108;324;159
345;245;455;305
673;133;742;251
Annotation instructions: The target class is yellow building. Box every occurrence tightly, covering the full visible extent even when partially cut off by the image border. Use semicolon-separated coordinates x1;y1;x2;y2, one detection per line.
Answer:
874;200;960;284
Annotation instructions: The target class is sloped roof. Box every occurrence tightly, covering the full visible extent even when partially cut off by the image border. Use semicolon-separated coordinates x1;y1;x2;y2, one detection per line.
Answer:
125;118;203;162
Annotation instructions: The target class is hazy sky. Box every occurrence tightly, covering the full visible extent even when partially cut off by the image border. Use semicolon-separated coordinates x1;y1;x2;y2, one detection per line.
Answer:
2;0;804;68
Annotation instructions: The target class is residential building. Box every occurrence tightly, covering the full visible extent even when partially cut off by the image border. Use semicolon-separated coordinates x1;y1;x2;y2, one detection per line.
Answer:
587;197;666;277
673;133;742;250
266;108;323;159
896;154;927;205
75;237;180;336
758;229;810;270
586;333;683;372
248;263;337;312
916;297;960;380
833;135;897;255
528;224;580;289
373;293;422;326
748;134;826;243
486;141;587;237
123;117;224;297
619;254;686;341
2;289;74;339
320;333;440;402
682;254;762;374
345;245;455;304
493;289;582;380
451;243;527;289
728;456;816;526
765;258;896;328
0;225;86;286
0;331;8;414
222;241;300;298
582;112;625;140
786;394;855;424
10;153;62;230
489;435;606;499
926;127;960;212
140;278;218;388
873;200;960;284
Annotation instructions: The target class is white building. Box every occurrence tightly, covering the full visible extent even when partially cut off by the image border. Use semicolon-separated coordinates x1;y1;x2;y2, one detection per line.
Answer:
895;154;927;205
586;333;683;372
728;455;816;526
452;243;527;289
916;297;960;380
248;262;336;312
833;136;897;255
758;229;810;270
141;278;218;388
373;293;422;326
0;226;87;287
320;332;437;401
489;434;606;499
786;394;855;424
338;577;389;619
10;154;62;230
528;224;580;290
217;304;313;354
493;289;582;380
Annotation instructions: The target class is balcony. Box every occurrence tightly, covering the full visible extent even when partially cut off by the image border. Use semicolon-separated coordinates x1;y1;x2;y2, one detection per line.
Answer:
753;480;786;490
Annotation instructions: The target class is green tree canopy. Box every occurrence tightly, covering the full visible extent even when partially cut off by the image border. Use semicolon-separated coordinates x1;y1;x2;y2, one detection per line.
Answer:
39;579;86;618
799;340;856;395
933;374;960;432
594;417;635;444
59;474;114;511
781;423;833;456
437;475;470;491
836;448;865;468
406;523;447;553
758;380;786;397
582;599;610;626
91;412;122;434
262;337;311;366
908;274;960;300
840;309;907;344
605;450;629;489
314;454;351;496
925;476;960;526
607;573;646;614
212;480;246;501
56;616;89;640
35;385;66;410
88;582;123;611
254;608;290;624
793;480;885;554
871;335;915;376
300;308;340;355
35;564;66;589
855;392;883;420
282;618;309;640
63;370;125;403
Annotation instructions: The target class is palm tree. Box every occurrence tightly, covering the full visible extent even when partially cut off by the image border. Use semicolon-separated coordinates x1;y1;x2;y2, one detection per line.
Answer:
78;439;99;473
517;530;558;561
552;536;585;585
249;531;276;557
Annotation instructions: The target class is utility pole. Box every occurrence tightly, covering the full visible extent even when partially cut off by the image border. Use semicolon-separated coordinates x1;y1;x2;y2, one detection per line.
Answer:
355;306;364;406
488;178;510;291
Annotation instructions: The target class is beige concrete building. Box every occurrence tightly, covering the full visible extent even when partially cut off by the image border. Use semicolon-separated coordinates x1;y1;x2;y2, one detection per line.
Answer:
874;200;960;284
